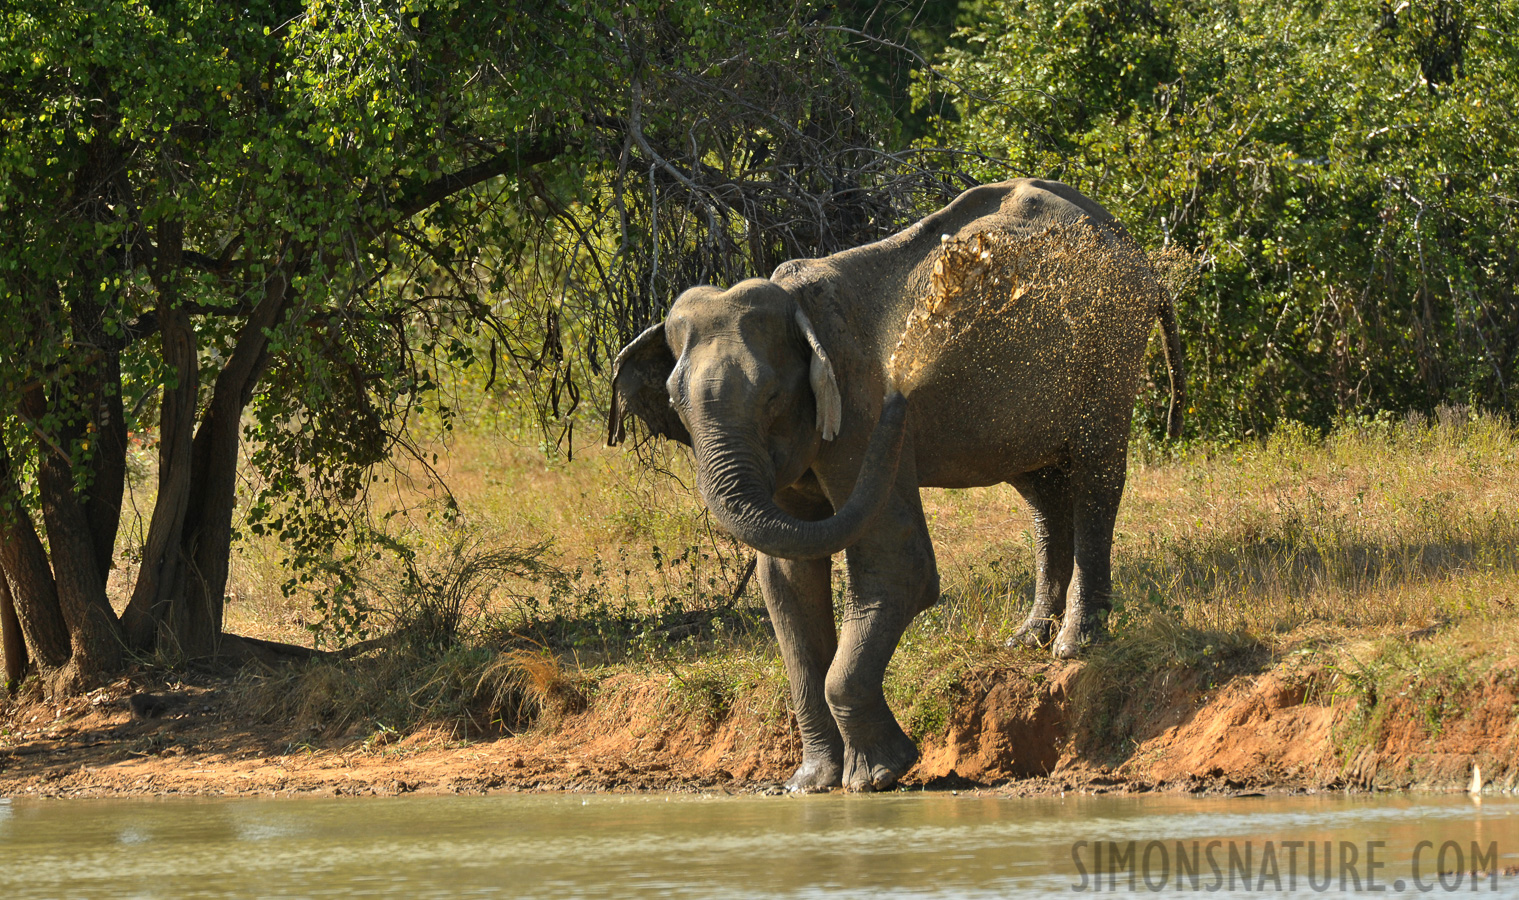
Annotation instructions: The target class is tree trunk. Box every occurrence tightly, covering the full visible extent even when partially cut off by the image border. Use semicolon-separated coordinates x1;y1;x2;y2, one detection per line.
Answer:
81;346;128;580
24;386;125;681
0;437;74;670
69;125;131;582
122;220;200;655
124;254;293;658
183;265;293;649
0;570;28;690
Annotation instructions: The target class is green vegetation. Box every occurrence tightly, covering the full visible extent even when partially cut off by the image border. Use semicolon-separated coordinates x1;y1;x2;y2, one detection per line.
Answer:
2;0;1517;754
1328;617;1515;763
0;0;967;688
928;0;1519;437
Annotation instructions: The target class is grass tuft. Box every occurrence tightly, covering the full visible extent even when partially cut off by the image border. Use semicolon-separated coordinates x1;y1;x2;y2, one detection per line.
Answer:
1069;614;1267;761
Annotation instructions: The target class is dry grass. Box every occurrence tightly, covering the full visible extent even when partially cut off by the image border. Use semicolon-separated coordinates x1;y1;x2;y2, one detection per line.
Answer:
110;404;1519;741
233;642;586;741
222;404;1519;656
918;408;1519;646
887;408;1519;744
206;432;750;648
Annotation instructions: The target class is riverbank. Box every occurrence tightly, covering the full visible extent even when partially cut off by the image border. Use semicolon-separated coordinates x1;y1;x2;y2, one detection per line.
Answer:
2;614;1513;798
5;411;1519;799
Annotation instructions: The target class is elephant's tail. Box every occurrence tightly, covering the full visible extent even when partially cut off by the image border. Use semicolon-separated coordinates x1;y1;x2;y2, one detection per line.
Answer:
1157;291;1187;440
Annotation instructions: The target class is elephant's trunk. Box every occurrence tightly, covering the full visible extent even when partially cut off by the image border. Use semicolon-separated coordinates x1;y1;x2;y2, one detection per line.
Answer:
695;393;909;560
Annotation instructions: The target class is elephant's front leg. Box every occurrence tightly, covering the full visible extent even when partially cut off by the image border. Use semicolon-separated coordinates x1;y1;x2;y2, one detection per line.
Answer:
828;488;938;791
758;552;843;792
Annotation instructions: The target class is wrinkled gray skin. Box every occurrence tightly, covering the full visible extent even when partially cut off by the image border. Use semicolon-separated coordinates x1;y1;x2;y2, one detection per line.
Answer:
607;179;1185;793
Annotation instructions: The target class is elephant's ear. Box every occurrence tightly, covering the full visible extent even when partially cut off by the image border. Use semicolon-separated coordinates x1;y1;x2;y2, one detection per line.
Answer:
794;308;842;441
607;322;692;447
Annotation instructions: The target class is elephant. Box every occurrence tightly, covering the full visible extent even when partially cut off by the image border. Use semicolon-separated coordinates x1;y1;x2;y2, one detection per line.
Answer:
606;178;1185;792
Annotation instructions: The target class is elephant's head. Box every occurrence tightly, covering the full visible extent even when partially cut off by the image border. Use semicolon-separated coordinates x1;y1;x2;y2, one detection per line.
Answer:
607;279;908;560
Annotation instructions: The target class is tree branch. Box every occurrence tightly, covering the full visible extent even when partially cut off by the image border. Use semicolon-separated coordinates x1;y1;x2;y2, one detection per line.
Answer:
389;138;564;220
115;304;238;346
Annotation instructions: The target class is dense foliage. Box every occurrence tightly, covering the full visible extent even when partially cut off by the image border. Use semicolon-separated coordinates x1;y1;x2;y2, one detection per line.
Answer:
926;0;1519;436
0;0;962;687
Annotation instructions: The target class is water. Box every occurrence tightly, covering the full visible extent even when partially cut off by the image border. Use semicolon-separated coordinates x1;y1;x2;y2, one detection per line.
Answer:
3;792;1518;898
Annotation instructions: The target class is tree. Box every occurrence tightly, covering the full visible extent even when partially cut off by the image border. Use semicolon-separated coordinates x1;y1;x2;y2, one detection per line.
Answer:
925;0;1519;435
0;0;967;691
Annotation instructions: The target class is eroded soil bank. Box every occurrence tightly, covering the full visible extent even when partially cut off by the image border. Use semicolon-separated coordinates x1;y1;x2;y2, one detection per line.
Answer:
2;627;1514;799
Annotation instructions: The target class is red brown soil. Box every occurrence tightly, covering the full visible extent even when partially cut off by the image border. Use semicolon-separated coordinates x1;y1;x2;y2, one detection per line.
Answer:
2;653;1513;799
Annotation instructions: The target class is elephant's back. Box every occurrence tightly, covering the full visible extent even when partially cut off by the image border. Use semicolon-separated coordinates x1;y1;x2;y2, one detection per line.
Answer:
895;207;1159;487
814;180;1136;360
883;179;1124;258
776;180;1162;486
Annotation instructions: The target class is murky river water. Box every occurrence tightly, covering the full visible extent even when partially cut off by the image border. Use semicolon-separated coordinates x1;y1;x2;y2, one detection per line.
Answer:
2;791;1517;898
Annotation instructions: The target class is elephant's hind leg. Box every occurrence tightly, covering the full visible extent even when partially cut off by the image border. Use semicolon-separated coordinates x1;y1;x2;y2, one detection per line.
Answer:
1052;451;1127;660
829;487;938;791
1007;466;1075;649
759;552;843;792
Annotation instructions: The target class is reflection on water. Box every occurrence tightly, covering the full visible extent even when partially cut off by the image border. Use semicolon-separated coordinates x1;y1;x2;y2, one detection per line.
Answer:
1;791;1517;898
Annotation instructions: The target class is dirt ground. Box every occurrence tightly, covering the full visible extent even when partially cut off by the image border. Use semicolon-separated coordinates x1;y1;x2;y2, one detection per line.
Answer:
3;645;1512;799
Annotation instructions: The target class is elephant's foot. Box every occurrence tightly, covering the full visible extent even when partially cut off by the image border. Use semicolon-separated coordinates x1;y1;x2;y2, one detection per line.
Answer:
841;725;919;792
1009;611;1057;649
785;755;843;793
1052;614;1106;659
